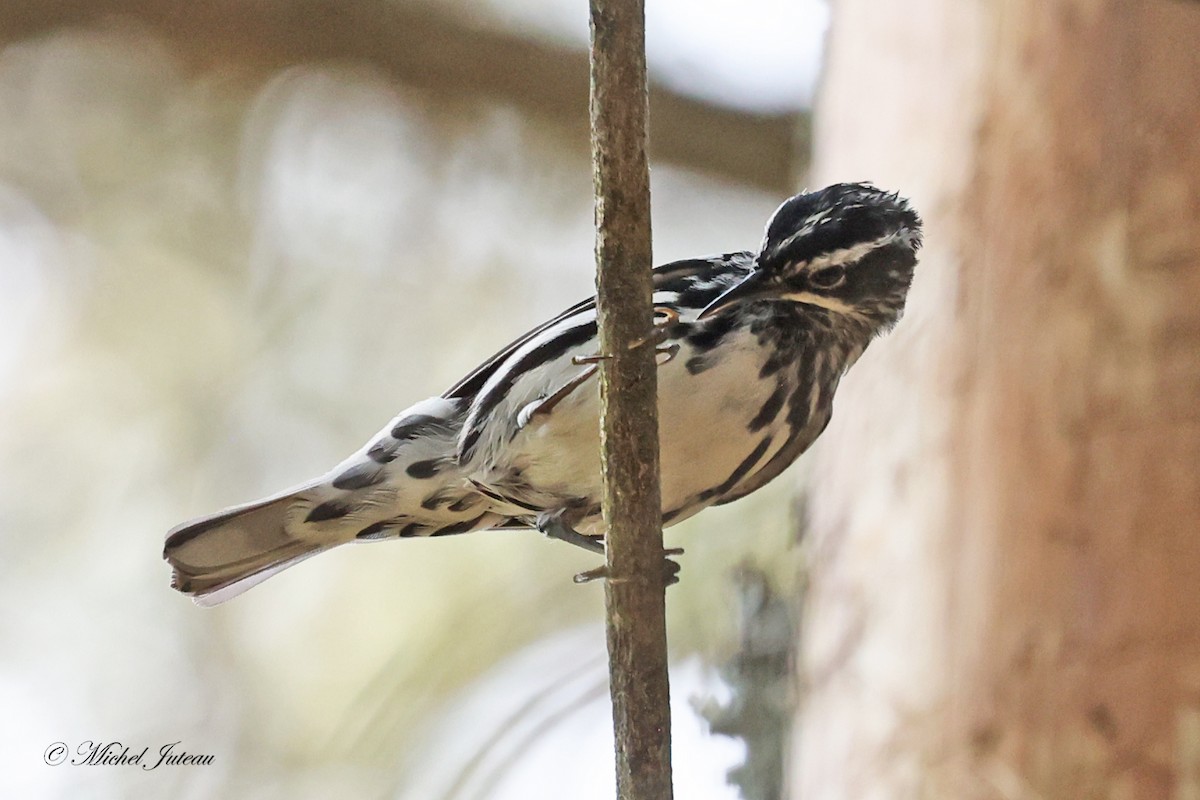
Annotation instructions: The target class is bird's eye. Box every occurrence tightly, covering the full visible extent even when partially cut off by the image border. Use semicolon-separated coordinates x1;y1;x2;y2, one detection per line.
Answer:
808;265;846;289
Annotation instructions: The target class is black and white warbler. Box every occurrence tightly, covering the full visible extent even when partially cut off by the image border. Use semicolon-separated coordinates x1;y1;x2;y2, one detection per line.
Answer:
165;183;922;604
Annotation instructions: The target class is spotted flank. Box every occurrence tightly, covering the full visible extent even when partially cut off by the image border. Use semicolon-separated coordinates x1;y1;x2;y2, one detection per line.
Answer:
164;182;922;604
305;500;351;523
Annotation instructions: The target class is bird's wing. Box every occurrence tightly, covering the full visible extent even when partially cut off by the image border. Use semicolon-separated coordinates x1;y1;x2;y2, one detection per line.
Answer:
442;256;734;402
442;296;596;401
449;255;750;468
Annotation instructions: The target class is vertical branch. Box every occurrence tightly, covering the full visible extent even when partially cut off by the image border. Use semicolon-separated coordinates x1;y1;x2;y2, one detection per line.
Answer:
588;0;673;798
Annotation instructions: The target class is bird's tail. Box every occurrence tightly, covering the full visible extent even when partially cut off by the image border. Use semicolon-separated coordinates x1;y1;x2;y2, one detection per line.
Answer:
163;487;336;607
163;397;508;605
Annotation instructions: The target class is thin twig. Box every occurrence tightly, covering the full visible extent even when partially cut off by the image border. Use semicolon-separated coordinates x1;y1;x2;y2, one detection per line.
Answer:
588;0;674;797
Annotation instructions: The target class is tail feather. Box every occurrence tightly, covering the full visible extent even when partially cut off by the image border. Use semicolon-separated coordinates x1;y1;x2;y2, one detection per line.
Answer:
164;395;491;604
164;489;333;605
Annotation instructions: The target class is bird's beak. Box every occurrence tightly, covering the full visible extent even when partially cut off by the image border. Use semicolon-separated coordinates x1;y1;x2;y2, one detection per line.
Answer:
697;270;775;320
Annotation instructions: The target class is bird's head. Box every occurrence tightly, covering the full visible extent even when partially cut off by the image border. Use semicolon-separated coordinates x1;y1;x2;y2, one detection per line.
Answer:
699;183;922;332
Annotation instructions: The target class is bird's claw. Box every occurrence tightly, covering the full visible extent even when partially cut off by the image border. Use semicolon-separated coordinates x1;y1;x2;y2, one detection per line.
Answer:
573;547;684;587
570;308;680;368
538;511;606;553
629;307;680;350
573;565;609;584
539;510;683;587
571;353;609;365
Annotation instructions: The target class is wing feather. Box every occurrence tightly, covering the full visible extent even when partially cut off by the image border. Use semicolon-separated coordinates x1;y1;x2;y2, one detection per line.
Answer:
442;255;741;402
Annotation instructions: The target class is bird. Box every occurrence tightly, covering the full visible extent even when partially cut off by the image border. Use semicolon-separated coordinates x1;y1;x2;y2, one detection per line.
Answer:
164;182;922;605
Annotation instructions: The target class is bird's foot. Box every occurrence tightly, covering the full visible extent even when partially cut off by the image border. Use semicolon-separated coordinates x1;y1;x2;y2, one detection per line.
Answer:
537;514;682;586
629;306;681;350
573;547;684;587
571;306;680;367
537;511;605;554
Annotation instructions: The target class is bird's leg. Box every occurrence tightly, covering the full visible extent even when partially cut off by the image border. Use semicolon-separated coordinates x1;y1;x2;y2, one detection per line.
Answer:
530;311;681;422
540;508;684;587
573;307;679;369
629;306;680;350
537;510;605;554
574;306;680;362
573;547;685;586
527;363;599;419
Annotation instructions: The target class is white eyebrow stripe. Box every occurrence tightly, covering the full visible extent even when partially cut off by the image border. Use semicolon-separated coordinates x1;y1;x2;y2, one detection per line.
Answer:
770;228;913;272
777;291;860;315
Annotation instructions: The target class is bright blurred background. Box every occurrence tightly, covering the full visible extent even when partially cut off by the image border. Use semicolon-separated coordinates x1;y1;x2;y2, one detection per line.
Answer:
0;1;825;797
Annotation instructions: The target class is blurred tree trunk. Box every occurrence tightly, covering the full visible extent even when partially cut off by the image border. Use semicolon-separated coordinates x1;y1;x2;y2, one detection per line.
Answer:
792;2;1200;798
